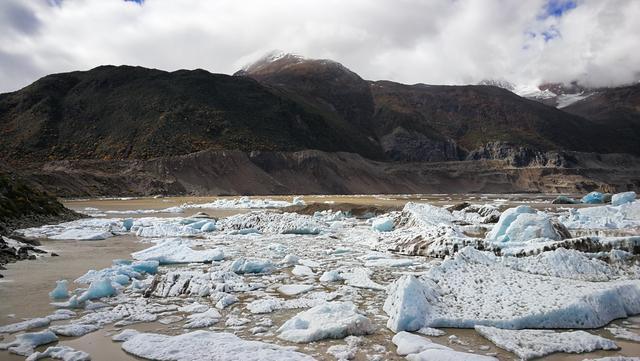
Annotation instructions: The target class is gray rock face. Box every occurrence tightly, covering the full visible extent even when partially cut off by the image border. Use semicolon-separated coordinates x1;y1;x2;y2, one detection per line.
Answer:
380;127;461;162
466;142;569;167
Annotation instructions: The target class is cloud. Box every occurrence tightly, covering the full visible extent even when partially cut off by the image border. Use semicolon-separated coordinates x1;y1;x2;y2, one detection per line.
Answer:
0;0;638;93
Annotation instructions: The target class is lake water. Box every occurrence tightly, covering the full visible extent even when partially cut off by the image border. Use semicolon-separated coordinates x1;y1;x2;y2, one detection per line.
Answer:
1;195;638;361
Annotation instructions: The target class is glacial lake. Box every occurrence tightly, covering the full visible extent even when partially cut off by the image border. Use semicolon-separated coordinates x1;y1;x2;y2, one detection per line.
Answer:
1;194;639;361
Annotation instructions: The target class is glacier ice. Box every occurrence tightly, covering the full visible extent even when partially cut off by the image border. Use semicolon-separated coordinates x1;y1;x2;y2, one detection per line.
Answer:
49;323;100;337
384;247;640;330
406;349;498;361
371;217;394;232
49;280;69;300
183;308;222;329
485;205;566;244
132;239;224;264
217;211;325;235
475;325;618;360
183;196;304;209
26;346;91;361
391;331;451;355
582;191;607;204
291;265;314;277
121;330;315;361
77;278;117;302
0;317;51;334
277;301;375;343
229;258;274;274
383;275;436;332
25;345;91;361
612;191;637;206
277;284;315;296
0;330;58;356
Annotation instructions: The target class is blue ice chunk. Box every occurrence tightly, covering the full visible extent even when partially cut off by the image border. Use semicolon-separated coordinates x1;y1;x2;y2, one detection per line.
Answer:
188;220;209;229
122;218;134;231
112;274;131;285
131;260;159;274
49;280;70;300
179;218;199;225
372;217;394;232
611;191;636;206
581;191;605;204
77;278;116;302
200;222;216;232
230;258;274;274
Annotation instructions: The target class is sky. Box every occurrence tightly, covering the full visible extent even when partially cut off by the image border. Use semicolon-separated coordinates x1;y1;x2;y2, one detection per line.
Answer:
1;0;639;93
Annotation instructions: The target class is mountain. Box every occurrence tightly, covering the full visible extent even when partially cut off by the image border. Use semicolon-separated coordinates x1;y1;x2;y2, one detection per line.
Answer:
478;79;598;109
0;64;382;162
237;54;637;159
1;53;639;196
562;83;640;149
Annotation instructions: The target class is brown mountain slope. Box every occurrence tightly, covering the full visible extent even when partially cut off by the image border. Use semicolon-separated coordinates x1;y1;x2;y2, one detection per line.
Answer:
236;54;639;161
0;65;382;163
562;83;640;149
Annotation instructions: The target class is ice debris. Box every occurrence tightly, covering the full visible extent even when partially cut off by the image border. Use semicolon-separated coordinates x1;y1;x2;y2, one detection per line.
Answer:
26;346;90;361
475;325;619;360
183;308;222;329
132;239;224;264
371;217;394;232
49;323;100;337
383;247;640;330
392;331;451;355
0;330;58;356
612;191;637;206
229;258;274;274
121;330;315;361
183;196;304;209
485;205;568;244
277;301;375;343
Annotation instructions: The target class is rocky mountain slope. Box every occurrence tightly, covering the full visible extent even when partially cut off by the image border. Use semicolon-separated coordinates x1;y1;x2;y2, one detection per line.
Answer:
1;53;639;195
0;162;81;235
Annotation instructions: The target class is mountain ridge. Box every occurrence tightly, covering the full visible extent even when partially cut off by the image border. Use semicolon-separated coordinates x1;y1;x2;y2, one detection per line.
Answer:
1;53;639;195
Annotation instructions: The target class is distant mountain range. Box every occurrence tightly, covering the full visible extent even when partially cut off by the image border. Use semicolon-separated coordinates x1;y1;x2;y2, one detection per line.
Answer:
1;52;638;195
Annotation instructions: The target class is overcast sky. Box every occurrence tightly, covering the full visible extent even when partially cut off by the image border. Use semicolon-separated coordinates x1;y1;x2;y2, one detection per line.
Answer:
1;0;639;93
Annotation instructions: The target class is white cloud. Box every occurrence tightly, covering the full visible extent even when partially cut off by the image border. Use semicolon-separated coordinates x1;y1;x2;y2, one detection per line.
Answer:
0;0;638;92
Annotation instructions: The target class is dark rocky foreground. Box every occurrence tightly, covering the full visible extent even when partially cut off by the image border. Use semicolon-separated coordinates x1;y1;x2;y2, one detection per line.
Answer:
15;148;640;198
0;164;83;270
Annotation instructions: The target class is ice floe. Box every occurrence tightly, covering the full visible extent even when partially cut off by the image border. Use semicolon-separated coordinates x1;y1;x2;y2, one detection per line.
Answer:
371;217;394;232
26;346;90;361
217;211;325;234
475;325;619;360
49;323;100;337
132;239;224;264
485;205;569;244
277;301;375;343
230;258;274;274
121;330;315;361
183;196;304;209
0;330;58;356
560;201;640;229
49;280;70;299
612;192;637;206
606;325;640;342
277;284;315;296
384;247;640;330
392;331;451;355
183;308;222;328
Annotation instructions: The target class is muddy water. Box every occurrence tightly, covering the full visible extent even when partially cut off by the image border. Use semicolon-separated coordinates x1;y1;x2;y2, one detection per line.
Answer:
1;195;639;361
